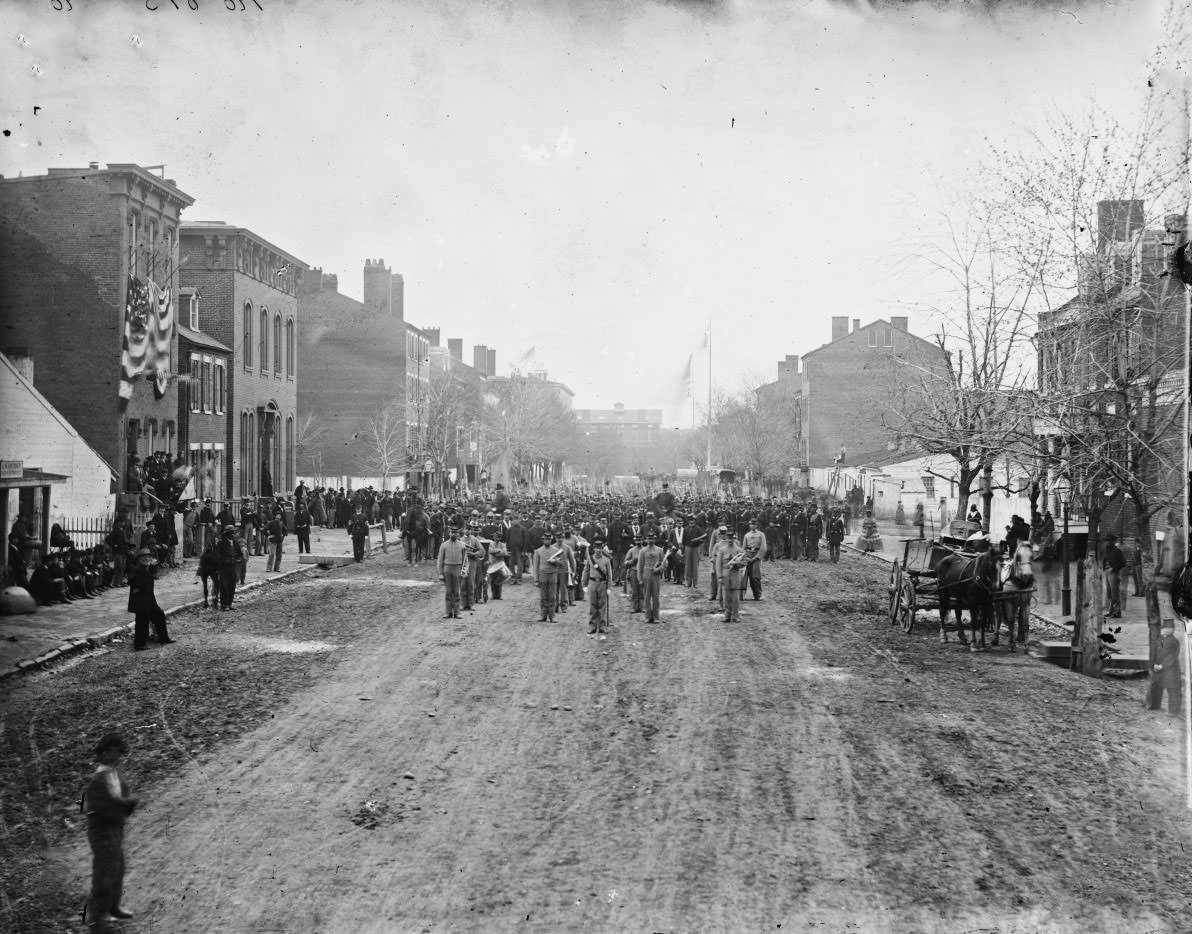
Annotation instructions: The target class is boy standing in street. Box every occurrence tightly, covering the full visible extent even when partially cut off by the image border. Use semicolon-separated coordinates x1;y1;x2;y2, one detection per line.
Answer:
83;733;138;931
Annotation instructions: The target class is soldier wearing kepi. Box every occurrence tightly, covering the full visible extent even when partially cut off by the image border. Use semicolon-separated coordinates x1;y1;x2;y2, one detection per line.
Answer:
582;536;613;636
1147;618;1183;715
826;506;846;563
742;517;767;600
533;531;563;622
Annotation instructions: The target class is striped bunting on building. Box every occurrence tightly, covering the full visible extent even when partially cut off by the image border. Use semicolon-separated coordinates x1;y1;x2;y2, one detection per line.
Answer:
119;274;174;400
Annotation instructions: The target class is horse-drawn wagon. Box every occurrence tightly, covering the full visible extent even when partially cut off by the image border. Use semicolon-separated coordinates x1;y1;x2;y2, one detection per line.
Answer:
888;534;1036;651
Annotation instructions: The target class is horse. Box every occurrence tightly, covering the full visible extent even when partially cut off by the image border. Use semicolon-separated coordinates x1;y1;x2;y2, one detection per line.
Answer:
196;541;220;608
935;544;1000;651
990;541;1034;652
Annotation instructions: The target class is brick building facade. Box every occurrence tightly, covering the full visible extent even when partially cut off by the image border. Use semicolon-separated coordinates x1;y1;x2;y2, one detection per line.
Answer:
0;163;195;491
179;222;306;498
296;258;409;484
799;317;947;467
177;320;232;501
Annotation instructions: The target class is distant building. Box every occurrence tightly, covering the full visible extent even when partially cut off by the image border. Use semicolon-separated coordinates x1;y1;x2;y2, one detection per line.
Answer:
797;317;948;467
296;258;408;486
0;163;195;492
179;222;307;498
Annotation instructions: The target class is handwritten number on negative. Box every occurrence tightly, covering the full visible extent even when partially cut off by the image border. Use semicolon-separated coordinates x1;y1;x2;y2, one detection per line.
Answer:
51;0;73;10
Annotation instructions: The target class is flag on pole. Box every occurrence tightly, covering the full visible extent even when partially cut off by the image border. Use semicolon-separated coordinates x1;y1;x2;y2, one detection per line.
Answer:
683;352;694;401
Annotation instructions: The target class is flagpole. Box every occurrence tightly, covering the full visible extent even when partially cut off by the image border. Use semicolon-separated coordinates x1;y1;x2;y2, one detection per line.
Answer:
705;319;712;470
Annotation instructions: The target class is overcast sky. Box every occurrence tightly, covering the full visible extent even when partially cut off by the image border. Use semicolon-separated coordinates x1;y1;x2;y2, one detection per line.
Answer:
0;0;1175;423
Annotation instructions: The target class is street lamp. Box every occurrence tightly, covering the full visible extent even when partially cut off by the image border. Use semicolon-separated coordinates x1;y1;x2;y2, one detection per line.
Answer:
1054;477;1072;617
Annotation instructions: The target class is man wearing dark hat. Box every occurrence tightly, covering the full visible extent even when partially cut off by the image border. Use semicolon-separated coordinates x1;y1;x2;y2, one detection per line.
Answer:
216;525;244;610
196;497;215;557
582;537;613;636
127;548;172;650
624;536;644;613
1102;533;1127;618
83;733;138;930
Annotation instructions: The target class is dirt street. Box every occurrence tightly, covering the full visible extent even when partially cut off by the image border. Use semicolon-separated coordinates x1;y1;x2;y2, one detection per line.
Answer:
3;550;1190;933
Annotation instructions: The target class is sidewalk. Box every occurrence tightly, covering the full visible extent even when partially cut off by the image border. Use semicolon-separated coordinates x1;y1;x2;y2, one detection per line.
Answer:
0;526;388;678
847;518;1172;662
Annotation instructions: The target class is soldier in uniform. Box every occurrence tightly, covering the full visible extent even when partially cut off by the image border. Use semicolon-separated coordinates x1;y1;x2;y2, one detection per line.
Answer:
582;536;613;636
742;517;767;600
624;537;644;613
637;535;666;623
826;506;846;563
347;506;370;563
436;526;466;619
532;531;563;622
804;504;824;562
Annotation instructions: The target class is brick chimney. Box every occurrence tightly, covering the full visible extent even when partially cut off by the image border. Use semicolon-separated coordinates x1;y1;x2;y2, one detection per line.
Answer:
448;338;463;362
5;348;33;382
852;318;861;333
486;348;496;376
831;316;849;343
424;327;441;348
363;258;392;315
1097;200;1145;249
473;345;489;376
890;316;908;332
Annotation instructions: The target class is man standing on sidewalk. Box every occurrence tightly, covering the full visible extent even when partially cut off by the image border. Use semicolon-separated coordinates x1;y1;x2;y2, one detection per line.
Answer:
264;508;286;573
1103;534;1127;618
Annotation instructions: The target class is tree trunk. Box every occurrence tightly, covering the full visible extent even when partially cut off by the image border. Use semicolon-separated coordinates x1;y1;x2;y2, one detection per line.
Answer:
1080;556;1103;677
1146;583;1163;673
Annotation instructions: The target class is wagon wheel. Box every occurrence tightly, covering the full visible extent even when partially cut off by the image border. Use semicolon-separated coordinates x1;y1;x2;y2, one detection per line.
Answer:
898;577;918;633
888;561;903;624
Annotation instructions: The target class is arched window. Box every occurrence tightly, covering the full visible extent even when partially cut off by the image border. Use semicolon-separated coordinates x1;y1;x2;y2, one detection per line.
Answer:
273;313;282;375
259;308;269;372
285;318;295;378
243;302;253;369
286;415;295;490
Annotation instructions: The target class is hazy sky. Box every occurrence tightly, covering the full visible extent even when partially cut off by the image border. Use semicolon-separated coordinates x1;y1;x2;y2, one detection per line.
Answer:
0;0;1174;423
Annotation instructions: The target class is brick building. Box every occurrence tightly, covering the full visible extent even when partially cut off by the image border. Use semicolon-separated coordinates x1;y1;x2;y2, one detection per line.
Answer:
0;163;195;492
1035;201;1186;530
177;316;232;502
798;317;948;467
296;258;408;485
179;222;307;498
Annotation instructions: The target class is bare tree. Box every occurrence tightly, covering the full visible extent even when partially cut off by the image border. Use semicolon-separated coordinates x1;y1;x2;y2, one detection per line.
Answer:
418;368;482;497
356;401;407;491
295;411;328;485
485;375;577;486
990;85;1190;564
711;378;802;493
886;202;1043;525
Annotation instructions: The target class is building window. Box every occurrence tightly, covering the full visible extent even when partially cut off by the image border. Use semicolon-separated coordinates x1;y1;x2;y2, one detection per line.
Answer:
286;318;295;378
148;220;158;278
162;421;175;457
146;419;158;454
214;362;226;414
883;327;892;347
868;329;877;347
190;355;202;412
243;302;253;370
240;410;254;497
260;308;269;372
273;313;282;375
128;211;140;277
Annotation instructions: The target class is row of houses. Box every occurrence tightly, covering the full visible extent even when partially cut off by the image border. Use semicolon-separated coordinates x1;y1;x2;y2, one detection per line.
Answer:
0;162;544;546
754;199;1186;539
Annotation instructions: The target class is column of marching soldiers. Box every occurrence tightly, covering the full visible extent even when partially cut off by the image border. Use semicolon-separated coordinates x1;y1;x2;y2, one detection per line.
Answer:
415;483;851;636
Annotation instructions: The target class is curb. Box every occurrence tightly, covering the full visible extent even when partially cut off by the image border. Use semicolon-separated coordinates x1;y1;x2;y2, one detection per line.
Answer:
1;540;387;683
